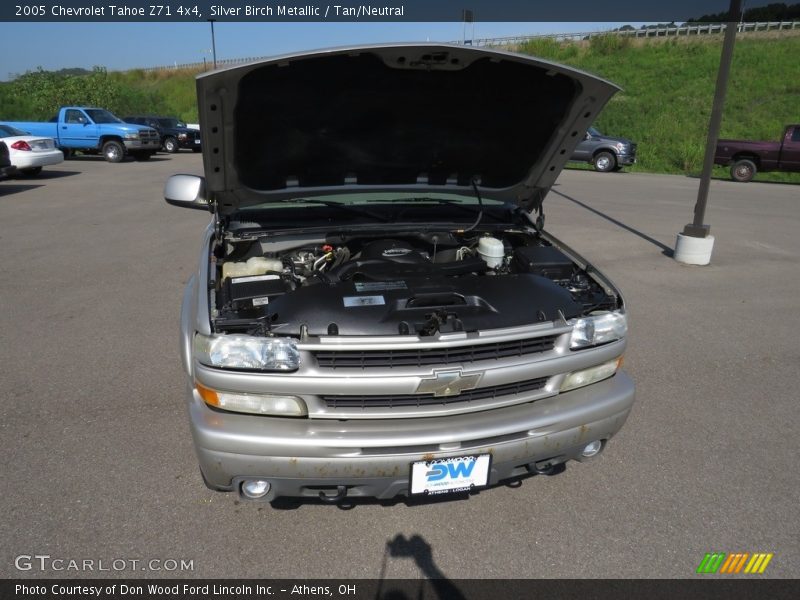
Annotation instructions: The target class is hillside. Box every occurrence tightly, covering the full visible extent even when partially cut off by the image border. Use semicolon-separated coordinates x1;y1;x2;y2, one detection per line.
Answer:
514;31;800;182
1;31;798;182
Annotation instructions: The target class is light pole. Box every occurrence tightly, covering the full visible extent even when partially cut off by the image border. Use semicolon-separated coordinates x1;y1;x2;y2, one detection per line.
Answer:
674;0;742;265
208;19;217;69
462;9;474;45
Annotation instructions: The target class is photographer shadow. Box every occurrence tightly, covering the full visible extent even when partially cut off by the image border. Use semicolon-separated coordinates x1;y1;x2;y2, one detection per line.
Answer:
375;534;466;600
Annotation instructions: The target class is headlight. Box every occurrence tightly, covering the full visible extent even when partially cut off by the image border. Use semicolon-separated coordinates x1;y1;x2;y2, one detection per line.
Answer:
560;357;622;392
615;142;628;153
569;311;627;349
196;383;307;417
124;133;140;140
194;334;299;371
177;133;188;139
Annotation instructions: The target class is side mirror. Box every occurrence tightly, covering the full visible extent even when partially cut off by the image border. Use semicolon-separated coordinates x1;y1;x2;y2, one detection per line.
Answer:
584;132;591;140
164;174;210;210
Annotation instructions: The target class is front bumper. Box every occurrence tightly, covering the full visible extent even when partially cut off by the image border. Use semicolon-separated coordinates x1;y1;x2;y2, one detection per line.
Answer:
123;139;161;151
617;152;636;166
188;371;635;501
178;137;201;150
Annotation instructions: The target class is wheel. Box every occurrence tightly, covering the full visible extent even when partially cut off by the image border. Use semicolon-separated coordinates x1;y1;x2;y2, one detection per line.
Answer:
132;151;152;161
102;140;125;163
19;167;42;177
593;151;616;172
163;136;179;153
60;148;72;159
730;158;756;182
192;147;202;153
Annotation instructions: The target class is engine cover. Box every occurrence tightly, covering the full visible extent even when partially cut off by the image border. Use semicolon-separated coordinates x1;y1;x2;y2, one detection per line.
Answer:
264;273;582;336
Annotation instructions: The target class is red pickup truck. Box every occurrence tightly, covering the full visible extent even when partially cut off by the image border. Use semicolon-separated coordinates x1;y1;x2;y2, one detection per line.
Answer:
715;125;800;182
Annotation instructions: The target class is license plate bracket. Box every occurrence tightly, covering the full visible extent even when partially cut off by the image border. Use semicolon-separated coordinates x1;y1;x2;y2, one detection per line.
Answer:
409;454;491;496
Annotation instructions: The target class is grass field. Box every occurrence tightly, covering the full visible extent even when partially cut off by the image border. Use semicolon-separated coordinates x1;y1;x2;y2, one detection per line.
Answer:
1;30;798;183
514;31;800;183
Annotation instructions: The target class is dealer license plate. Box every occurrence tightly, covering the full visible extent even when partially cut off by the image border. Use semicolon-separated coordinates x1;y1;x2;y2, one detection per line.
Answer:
409;454;491;495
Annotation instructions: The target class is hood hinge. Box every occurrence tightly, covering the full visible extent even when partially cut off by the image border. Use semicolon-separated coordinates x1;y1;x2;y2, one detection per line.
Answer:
211;201;224;242
520;187;546;232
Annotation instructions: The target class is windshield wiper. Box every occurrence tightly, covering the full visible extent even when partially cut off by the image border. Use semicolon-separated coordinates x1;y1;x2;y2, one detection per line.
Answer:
278;198;392;222
366;195;509;223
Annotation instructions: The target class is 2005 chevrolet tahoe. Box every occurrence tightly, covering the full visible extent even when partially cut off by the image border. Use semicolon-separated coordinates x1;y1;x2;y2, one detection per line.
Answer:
165;44;635;503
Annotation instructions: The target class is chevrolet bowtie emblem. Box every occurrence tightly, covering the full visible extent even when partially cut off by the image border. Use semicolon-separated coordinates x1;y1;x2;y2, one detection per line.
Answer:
416;370;482;397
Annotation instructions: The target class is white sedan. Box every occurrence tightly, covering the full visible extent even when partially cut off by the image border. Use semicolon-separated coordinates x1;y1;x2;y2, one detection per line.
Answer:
0;124;64;176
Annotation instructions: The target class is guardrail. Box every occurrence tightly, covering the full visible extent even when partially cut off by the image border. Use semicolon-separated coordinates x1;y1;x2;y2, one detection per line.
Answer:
467;20;800;47
138;21;800;72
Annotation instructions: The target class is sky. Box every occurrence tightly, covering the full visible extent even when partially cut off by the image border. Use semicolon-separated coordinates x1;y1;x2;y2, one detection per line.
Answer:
0;22;648;79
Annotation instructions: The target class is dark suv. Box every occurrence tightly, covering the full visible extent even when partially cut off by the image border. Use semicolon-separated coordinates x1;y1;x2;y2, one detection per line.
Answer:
123;115;201;153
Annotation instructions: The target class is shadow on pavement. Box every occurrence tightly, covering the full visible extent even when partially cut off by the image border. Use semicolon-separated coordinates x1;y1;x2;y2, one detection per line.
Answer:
14;170;82;180
550;189;674;257
0;183;44;196
684;173;800;186
374;534;466;600
65;156;171;163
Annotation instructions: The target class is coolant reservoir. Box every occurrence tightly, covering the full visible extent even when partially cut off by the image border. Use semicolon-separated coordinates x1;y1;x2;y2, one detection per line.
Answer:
477;236;505;269
222;256;283;279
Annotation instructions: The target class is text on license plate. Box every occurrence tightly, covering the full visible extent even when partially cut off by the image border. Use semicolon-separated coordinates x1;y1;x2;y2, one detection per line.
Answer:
410;454;491;495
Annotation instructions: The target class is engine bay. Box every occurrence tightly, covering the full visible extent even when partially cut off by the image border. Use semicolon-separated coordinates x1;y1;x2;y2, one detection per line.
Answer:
209;229;620;337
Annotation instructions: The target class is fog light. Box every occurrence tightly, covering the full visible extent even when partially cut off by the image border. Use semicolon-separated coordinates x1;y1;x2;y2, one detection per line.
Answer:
241;479;271;499
581;440;603;458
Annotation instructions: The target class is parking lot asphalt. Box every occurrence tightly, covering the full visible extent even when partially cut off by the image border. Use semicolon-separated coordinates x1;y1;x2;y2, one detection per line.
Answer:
1;154;797;580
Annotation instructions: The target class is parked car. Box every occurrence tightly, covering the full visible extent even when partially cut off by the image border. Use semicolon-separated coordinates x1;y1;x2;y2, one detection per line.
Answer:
0;124;63;176
570;126;637;172
0;141;14;179
715;125;800;182
165;44;635;503
2;107;160;163
123;115;202;153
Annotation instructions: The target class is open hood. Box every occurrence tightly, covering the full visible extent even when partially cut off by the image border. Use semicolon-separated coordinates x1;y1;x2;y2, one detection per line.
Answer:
196;44;619;215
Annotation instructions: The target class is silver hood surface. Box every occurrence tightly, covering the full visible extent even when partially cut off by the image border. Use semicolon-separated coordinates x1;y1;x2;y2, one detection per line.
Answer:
196;43;619;215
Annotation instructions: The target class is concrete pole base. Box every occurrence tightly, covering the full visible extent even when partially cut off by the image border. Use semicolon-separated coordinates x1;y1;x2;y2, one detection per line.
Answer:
674;233;715;265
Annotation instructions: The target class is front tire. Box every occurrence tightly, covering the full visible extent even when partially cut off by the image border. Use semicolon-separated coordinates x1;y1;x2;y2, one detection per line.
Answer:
102;140;125;163
593;151;616;172
163;137;179;153
730;158;756;182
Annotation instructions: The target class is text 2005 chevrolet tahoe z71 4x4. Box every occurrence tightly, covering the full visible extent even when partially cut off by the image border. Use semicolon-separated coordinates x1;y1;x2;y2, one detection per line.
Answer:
166;44;635;503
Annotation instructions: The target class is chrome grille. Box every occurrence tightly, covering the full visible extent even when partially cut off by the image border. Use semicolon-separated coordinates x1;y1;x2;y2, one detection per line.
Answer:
321;376;549;409
313;335;559;369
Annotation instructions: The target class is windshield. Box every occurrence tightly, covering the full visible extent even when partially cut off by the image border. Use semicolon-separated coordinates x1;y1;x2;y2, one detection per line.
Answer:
238;192;508;211
157;118;186;128
588;126;602;137
0;124;28;137
84;109;124;124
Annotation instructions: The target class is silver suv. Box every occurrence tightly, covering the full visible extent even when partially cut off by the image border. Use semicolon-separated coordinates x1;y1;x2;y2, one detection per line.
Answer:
166;44;635;503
